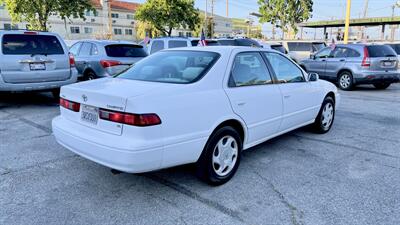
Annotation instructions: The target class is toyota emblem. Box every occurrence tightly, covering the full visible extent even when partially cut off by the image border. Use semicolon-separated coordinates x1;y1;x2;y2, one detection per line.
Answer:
82;94;88;102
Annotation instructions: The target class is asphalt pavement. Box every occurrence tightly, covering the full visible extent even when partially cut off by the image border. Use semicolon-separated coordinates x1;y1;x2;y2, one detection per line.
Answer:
1;84;399;225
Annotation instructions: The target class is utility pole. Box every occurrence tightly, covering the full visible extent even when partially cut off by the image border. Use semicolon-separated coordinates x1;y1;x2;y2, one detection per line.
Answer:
108;0;113;40
391;1;400;41
344;0;351;44
205;0;208;37
226;0;229;17
361;0;368;40
211;0;215;38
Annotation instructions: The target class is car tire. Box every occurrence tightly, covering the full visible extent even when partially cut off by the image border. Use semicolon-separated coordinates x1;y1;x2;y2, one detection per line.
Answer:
196;126;242;185
312;96;335;134
51;88;60;99
373;83;391;90
85;71;96;80
338;71;354;91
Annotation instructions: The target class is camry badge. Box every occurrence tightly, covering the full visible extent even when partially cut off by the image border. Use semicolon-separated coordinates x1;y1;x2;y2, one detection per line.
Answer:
82;94;88;102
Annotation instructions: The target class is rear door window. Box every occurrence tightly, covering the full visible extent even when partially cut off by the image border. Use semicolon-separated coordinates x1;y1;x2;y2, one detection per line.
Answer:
2;34;64;55
367;45;397;58
105;44;147;57
168;40;188;48
78;42;92;57
150;40;164;54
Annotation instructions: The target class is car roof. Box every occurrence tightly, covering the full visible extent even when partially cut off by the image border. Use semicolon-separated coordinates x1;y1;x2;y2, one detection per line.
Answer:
77;39;139;46
162;46;278;54
0;30;59;36
152;37;189;41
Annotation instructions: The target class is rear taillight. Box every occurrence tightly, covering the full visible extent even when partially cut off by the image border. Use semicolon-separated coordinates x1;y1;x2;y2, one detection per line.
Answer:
69;54;76;68
99;109;161;126
60;98;80;112
100;60;121;68
361;47;371;68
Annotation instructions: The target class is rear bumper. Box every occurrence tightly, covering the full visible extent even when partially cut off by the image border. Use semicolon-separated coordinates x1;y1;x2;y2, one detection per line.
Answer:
0;69;78;92
354;71;400;84
52;116;163;173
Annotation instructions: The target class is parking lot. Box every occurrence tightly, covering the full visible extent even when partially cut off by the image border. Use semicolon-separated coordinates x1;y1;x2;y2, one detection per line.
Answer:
1;84;399;225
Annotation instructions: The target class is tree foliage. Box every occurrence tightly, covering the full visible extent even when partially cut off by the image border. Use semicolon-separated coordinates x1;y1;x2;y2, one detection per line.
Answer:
135;0;200;37
257;0;313;33
0;0;95;31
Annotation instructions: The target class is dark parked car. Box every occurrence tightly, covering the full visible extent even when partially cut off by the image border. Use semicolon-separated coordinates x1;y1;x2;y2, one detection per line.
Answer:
300;44;399;90
69;40;147;80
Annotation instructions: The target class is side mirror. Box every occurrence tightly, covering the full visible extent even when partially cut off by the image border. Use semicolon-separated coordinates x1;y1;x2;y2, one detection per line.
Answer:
308;72;319;82
310;54;316;60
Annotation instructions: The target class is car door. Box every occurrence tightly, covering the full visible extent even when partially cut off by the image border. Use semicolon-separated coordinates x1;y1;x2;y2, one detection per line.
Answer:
325;47;348;78
263;52;320;132
74;42;92;75
307;47;332;77
224;51;283;145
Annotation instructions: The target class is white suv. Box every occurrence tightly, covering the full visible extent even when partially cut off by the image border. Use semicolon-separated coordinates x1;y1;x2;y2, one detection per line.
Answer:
146;37;192;55
0;30;78;97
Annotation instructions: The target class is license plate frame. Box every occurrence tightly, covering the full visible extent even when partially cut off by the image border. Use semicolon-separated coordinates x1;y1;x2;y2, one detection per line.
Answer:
29;63;46;71
81;105;99;125
382;61;393;67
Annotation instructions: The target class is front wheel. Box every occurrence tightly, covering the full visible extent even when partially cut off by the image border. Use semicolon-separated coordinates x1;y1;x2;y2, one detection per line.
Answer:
312;96;335;134
373;83;391;90
196;126;242;185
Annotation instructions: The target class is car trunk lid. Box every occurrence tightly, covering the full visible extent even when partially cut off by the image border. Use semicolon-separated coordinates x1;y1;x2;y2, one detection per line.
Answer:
60;78;163;135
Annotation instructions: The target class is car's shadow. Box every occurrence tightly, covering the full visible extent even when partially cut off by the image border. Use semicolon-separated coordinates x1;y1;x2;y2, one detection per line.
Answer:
0;91;58;109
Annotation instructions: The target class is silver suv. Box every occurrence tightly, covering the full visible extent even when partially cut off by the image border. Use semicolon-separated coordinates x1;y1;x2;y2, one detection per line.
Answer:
0;30;78;97
300;44;399;90
69;40;147;80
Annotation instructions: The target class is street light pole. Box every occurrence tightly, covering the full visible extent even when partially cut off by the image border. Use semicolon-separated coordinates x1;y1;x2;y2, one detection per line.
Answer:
344;0;352;44
391;1;400;41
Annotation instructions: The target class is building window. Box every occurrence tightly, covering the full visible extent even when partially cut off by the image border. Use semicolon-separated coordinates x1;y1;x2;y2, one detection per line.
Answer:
85;10;98;17
0;4;5;9
125;29;133;35
226;23;231;27
127;14;134;19
114;28;122;35
70;26;80;34
186;32;192;37
111;13;119;18
4;24;18;30
84;27;93;34
178;32;184;37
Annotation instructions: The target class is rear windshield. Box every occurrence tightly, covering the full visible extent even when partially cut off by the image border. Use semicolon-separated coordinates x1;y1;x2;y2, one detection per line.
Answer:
287;42;312;52
236;39;261;47
271;45;287;54
168;40;187;48
367;45;397;58
387;44;400;55
105;44;147;57
117;51;220;84
2;34;64;55
218;40;236;46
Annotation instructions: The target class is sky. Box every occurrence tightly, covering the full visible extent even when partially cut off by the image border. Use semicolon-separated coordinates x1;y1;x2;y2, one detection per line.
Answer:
130;0;399;39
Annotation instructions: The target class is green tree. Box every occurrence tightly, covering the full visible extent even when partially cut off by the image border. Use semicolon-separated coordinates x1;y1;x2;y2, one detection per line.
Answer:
135;0;200;37
257;0;313;33
0;0;95;31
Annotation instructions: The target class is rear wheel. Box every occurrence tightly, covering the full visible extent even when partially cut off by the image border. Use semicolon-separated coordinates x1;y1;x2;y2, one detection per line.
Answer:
373;83;391;90
85;71;96;80
196;126;242;185
338;71;353;91
312;96;335;134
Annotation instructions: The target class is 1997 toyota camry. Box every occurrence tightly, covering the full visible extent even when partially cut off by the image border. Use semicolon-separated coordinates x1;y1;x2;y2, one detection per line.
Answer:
52;46;340;185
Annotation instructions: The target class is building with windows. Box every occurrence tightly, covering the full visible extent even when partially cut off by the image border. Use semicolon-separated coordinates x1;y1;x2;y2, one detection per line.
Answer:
0;0;139;41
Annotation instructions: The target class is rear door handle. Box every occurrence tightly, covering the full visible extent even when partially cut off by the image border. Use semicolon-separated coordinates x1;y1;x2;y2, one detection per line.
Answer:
340;59;345;62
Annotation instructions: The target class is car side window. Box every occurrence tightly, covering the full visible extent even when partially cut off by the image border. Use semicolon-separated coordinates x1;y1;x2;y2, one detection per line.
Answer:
79;42;92;57
229;52;273;87
69;42;82;56
90;44;98;55
346;48;360;57
150;41;164;54
264;52;305;83
315;47;331;58
331;47;347;58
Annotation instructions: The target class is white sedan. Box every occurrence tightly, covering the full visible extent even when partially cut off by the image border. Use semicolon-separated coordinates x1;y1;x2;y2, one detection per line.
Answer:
52;46;340;185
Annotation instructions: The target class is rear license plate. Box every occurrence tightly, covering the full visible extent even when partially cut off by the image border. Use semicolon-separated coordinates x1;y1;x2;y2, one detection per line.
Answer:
29;63;46;71
81;105;98;125
382;61;393;67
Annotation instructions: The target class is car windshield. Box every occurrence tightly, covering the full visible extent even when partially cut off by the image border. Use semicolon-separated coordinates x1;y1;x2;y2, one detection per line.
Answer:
387;44;400;55
312;42;326;52
271;45;287;54
367;45;397;57
105;44;148;57
2;34;64;55
116;51;220;84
